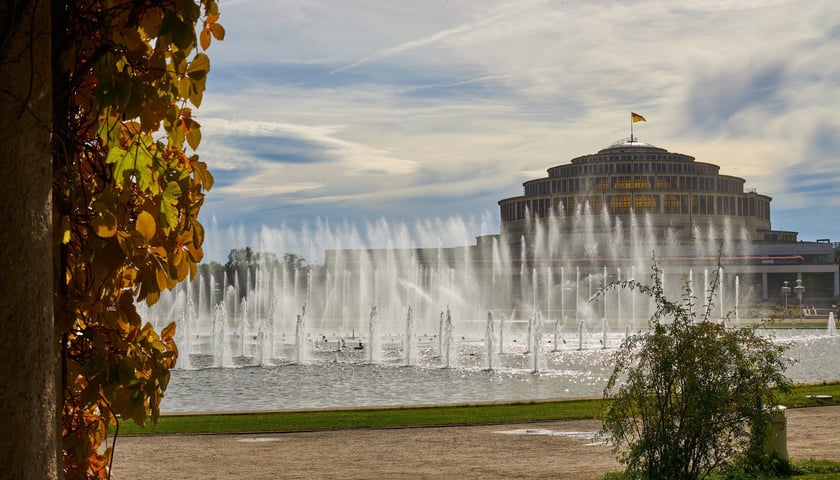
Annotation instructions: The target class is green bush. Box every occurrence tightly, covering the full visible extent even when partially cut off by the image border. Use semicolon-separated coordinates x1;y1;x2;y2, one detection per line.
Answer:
600;260;792;480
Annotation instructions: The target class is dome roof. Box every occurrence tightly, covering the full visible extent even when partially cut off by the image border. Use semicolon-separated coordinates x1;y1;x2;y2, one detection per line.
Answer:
596;137;667;154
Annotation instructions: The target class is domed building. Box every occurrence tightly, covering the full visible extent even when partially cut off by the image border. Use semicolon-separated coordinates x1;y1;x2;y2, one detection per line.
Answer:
324;138;838;320
499;139;792;249
495;138;838;305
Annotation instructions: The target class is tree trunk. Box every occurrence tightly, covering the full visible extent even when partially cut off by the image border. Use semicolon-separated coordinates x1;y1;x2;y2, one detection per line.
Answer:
0;0;58;478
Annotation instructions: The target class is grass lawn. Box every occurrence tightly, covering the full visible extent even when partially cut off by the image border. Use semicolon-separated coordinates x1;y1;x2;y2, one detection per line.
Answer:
120;381;840;436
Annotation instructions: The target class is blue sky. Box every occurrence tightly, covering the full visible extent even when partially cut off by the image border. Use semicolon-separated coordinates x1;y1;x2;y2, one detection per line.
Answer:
195;0;840;262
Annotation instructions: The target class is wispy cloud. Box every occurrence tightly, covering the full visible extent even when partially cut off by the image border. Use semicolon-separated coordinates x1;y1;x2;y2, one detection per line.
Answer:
194;0;840;257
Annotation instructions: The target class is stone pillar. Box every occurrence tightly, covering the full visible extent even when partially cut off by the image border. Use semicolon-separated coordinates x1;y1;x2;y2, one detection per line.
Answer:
762;272;768;300
765;406;789;461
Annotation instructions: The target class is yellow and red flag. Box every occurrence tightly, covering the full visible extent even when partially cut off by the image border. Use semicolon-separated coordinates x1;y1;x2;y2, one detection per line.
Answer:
631;112;646;123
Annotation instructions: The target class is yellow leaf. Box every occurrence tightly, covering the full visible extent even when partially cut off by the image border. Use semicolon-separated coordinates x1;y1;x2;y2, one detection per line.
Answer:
155;264;168;291
139;8;163;38
177;76;191;100
60;215;72;244
136;210;156;241
161;321;177;341
187;53;210;76
186;125;201;150
91;210;118;238
191;159;214;190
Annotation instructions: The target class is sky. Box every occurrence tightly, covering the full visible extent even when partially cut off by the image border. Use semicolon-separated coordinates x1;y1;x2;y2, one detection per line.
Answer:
195;0;840;262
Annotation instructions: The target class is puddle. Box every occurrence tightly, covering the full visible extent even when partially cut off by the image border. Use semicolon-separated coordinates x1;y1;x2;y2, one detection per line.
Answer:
238;437;281;443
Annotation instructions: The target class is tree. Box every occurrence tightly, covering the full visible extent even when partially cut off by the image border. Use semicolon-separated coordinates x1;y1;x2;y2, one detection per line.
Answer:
600;261;791;480
0;1;59;477
50;1;223;478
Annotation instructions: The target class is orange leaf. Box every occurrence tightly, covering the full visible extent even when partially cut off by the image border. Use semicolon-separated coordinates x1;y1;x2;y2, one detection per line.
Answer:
199;28;211;50
209;23;225;41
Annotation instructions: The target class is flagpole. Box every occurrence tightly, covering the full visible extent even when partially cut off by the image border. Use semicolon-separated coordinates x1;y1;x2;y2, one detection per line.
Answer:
630;113;634;143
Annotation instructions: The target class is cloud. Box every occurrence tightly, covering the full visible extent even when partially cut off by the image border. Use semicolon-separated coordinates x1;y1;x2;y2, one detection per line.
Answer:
201;118;419;176
329;0;550;75
193;0;840;252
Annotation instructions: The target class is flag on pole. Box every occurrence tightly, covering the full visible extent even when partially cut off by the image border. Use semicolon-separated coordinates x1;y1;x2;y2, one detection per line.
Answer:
631;112;646;123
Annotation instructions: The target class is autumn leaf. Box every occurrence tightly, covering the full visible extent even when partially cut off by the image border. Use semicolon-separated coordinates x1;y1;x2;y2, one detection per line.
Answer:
91;210;118;238
160;181;182;230
136;211;156;241
210;23;225;41
199;28;211;50
56;1;221;477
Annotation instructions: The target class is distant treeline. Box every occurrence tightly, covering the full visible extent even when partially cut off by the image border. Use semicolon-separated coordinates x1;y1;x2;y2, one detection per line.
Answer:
196;247;313;300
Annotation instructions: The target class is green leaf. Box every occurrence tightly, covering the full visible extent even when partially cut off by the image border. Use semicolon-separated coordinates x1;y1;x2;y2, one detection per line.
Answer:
111;139;156;190
160;181;181;230
161;11;195;51
106;146;128;165
98;112;121;147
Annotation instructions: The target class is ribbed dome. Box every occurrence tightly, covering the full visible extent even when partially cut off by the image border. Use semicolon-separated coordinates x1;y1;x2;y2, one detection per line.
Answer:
598;138;664;153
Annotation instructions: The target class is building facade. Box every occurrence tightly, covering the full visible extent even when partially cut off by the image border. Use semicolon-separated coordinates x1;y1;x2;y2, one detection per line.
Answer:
322;139;838;325
495;139;838;306
499;139;795;246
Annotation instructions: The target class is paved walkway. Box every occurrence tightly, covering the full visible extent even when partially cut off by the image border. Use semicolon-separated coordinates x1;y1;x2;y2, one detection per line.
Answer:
111;406;840;480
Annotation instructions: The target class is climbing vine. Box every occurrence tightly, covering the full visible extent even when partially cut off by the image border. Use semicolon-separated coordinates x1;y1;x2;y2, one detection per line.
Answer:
52;1;223;477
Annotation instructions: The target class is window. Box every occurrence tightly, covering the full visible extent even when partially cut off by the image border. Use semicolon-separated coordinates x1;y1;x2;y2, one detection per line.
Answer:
634;176;653;189
613;176;633;189
634;195;659;213
595;177;610;191
586;195;603;213
609;195;632;215
663;194;681;214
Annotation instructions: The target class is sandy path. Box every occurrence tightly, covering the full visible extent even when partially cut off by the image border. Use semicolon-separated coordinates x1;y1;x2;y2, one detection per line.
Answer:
111;406;840;480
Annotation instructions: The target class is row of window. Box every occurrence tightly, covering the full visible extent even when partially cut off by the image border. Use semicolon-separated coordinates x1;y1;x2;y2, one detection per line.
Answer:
500;194;771;222
548;159;718;177
524;175;744;196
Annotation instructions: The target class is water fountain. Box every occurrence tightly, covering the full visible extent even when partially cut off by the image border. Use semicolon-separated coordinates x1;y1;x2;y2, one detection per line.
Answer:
485;311;495;371
143;212;840;412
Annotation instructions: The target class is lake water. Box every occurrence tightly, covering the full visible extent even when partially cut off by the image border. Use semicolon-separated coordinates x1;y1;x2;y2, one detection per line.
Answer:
161;333;840;412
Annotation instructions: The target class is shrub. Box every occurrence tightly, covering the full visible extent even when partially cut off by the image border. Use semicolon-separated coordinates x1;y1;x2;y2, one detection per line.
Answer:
600;260;791;480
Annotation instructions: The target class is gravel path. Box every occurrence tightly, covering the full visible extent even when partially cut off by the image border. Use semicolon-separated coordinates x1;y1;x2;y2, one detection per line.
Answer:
111;405;840;480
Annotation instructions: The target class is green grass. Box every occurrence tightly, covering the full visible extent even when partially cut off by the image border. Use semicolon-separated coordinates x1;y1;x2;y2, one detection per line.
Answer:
602;461;840;480
781;382;840;408
120;398;604;435
120;381;840;436
601;459;840;479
